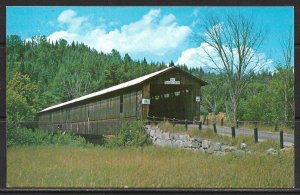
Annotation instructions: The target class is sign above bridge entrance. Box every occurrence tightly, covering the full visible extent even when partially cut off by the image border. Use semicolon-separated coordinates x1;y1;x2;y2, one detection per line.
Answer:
164;78;180;85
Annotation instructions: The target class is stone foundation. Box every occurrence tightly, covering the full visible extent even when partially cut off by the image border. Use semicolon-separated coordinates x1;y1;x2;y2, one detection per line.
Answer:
144;125;242;155
144;125;293;155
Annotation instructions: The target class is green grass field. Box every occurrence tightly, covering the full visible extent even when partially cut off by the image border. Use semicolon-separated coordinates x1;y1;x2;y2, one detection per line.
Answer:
7;145;294;188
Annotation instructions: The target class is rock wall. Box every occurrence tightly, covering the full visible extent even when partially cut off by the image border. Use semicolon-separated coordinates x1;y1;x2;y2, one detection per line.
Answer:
144;125;293;155
144;125;241;155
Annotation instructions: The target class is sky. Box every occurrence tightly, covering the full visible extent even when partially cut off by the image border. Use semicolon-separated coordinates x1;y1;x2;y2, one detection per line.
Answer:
7;6;294;71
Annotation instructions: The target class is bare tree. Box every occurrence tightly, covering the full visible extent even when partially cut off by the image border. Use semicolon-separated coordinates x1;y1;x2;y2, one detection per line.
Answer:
277;30;294;122
197;14;269;126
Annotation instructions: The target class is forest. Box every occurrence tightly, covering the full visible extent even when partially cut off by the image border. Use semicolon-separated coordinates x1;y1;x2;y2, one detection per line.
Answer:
6;34;294;126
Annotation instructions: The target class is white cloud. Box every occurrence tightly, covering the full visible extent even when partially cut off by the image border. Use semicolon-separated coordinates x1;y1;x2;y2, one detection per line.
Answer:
58;9;76;23
57;9;88;33
192;9;199;17
191;18;201;28
47;9;191;56
98;17;105;23
48;21;55;27
109;21;118;26
176;42;274;72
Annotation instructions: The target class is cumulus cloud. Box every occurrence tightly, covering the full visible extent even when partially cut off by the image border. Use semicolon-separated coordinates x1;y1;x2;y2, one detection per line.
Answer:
176;42;274;72
47;9;191;56
57;9;88;33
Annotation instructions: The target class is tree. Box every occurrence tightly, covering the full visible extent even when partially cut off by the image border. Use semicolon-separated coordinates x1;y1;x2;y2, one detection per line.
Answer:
275;31;294;123
197;14;268;126
7;72;38;124
201;73;227;122
169;60;175;67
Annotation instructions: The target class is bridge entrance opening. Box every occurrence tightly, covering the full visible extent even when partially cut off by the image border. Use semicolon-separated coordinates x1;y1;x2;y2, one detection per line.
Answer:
148;84;193;120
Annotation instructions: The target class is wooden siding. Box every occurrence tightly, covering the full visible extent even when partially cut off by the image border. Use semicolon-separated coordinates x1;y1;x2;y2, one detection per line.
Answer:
38;90;140;135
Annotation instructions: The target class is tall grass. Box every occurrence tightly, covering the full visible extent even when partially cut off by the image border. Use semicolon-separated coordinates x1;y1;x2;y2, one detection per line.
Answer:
7;145;294;188
7;127;89;147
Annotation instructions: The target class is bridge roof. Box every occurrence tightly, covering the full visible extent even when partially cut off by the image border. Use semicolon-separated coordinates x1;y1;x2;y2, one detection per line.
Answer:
39;66;207;113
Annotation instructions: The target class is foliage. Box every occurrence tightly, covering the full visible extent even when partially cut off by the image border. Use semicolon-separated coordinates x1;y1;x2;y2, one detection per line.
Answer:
200;72;228;121
6;34;295;127
104;121;150;148
6;35;165;108
7;127;88;147
7;72;39;125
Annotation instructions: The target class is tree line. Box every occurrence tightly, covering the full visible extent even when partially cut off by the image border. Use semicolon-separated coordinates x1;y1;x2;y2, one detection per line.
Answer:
6;33;294;126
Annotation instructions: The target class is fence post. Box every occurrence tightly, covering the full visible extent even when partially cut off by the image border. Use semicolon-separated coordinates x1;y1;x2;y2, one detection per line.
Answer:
198;121;202;130
185;120;188;130
221;118;224;126
213;123;217;134
274;122;278;132
153;116;155;124
280;130;284;149
254;127;258;143
231;126;235;138
173;118;175;127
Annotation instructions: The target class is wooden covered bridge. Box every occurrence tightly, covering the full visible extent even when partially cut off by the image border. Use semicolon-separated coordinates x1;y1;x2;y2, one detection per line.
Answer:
38;66;207;135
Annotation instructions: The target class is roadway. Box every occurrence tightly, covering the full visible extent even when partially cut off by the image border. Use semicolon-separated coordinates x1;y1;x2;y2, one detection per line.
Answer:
188;124;294;146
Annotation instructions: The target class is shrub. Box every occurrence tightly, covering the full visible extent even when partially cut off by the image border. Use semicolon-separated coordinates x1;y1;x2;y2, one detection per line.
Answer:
104;121;150;148
7;127;88;147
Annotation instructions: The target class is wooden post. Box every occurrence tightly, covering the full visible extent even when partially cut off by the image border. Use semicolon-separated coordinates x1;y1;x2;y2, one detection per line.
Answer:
173;118;175;127
198;121;202;130
142;83;150;120
231;126;235;138
206;118;209;126
254;127;258;143
274;122;278;132
185;120;188;130
221;118;224;126
280;130;284;149
153;116;155;124
213;123;217;134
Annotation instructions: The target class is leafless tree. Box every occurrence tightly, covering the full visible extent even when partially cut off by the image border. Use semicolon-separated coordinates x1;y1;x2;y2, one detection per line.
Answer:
197;14;269;126
277;30;294;123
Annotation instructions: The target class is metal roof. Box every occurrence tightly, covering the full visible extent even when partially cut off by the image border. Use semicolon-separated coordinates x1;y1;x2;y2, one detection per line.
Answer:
39;66;207;113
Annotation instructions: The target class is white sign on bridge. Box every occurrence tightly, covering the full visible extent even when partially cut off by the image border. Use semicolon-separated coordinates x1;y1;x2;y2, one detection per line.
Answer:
164;78;180;85
142;98;151;105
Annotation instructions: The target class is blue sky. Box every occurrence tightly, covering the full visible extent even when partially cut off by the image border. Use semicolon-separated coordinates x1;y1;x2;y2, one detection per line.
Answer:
7;6;293;70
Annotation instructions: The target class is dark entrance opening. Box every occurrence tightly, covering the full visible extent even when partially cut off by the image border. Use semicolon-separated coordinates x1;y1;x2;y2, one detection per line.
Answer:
149;84;193;120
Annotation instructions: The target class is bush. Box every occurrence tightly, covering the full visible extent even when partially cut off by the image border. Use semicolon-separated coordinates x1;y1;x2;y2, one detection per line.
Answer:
7;127;88;147
104;121;150;148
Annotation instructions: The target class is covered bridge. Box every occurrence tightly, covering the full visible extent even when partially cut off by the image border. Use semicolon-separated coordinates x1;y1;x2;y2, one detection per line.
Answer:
38;66;207;135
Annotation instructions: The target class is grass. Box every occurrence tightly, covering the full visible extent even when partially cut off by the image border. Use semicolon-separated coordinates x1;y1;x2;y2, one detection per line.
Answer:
157;122;255;148
7;145;294;188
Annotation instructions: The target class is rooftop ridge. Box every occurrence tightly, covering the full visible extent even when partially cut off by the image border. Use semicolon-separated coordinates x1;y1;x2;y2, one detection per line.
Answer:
39;66;174;113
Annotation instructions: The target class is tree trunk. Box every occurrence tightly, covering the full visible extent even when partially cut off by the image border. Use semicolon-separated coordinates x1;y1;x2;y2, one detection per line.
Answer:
232;99;238;127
